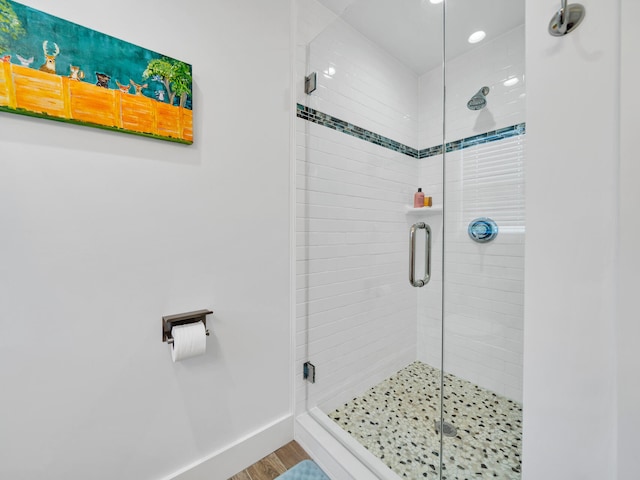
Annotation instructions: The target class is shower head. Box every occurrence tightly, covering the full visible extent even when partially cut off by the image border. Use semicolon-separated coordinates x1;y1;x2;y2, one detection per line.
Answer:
467;86;490;110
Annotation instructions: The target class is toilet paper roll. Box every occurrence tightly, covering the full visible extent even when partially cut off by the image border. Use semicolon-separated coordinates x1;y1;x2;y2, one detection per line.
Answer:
171;321;207;362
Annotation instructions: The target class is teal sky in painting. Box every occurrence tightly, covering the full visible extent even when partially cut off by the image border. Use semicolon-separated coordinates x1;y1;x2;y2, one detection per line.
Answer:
3;1;192;109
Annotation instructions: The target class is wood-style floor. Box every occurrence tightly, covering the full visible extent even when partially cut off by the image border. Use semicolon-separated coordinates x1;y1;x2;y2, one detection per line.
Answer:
227;441;311;480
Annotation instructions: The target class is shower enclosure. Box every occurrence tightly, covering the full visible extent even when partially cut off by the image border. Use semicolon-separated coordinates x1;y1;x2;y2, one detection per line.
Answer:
296;1;525;478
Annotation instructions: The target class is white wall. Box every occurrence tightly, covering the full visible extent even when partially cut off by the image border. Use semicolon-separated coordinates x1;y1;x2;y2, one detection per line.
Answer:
0;1;292;480
618;0;640;478
523;0;619;478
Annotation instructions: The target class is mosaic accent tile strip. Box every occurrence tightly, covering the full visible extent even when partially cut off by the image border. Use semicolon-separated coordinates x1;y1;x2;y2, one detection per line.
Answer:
418;144;444;159
445;123;526;153
327;361;522;479
297;104;419;158
296;103;526;159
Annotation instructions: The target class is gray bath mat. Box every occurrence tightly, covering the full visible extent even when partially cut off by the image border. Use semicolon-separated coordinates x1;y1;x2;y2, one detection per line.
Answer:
275;459;330;480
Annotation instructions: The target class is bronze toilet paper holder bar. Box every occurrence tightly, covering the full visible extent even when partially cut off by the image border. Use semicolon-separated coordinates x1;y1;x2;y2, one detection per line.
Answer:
162;309;213;344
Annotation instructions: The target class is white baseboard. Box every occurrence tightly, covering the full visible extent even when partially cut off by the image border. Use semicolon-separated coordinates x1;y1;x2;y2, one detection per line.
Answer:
164;414;293;480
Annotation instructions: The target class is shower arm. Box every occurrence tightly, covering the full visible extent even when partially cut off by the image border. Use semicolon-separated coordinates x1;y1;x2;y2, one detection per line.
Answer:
558;0;568;34
549;0;585;37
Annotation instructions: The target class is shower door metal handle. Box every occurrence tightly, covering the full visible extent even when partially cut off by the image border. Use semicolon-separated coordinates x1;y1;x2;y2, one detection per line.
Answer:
409;222;431;287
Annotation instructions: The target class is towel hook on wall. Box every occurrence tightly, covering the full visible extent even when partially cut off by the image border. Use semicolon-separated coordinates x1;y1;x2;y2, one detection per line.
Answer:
549;0;585;36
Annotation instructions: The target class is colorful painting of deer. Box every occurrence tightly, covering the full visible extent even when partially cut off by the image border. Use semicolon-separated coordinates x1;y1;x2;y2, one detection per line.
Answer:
0;0;193;144
37;40;59;73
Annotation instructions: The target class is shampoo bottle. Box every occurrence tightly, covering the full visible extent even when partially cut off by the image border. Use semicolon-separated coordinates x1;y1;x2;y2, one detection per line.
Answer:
413;188;425;208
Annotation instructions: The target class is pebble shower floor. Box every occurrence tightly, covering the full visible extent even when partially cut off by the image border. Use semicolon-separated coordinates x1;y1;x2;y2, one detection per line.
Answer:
328;361;522;479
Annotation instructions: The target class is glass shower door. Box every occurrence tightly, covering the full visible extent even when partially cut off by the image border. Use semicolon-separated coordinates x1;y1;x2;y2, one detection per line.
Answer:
441;0;526;477
296;0;445;478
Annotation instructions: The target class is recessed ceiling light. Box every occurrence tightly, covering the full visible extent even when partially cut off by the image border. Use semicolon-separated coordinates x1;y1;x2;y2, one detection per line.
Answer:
503;77;519;87
430;0;443;4
468;31;486;44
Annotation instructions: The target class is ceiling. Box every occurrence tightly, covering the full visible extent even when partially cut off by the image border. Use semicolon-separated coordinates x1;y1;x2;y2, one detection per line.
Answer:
315;0;525;74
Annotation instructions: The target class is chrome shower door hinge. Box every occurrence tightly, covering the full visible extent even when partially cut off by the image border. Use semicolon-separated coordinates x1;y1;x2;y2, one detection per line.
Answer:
303;361;316;383
305;72;317;94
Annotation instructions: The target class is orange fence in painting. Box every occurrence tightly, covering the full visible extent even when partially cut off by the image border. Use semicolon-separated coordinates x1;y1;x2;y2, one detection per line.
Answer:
0;63;193;143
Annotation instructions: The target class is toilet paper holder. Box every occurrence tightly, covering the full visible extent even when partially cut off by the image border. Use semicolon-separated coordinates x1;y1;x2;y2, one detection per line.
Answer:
162;309;213;344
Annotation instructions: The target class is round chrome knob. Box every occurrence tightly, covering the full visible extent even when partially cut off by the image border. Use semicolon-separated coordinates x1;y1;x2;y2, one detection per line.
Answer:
468;218;498;243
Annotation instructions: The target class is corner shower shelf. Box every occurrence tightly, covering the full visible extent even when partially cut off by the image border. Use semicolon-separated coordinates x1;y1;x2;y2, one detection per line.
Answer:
405;205;443;215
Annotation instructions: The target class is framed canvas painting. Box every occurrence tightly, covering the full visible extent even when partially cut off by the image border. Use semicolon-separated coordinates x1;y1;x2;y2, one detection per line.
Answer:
0;0;193;144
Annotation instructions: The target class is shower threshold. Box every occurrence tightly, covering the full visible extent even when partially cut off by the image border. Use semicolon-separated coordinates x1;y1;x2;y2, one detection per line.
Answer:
327;361;522;479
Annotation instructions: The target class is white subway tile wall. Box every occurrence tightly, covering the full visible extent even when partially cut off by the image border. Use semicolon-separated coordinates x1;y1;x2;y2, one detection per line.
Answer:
417;155;445;372
304;18;419;147
418;136;526;402
296;118;420;414
417;135;526;402
418;68;444;150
